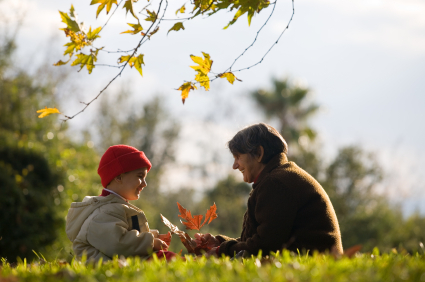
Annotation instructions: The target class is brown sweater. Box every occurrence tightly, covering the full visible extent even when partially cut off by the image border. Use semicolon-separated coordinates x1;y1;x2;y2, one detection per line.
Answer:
217;153;343;256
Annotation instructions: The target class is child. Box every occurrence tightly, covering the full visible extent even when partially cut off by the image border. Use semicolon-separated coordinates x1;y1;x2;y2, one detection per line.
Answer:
66;145;175;262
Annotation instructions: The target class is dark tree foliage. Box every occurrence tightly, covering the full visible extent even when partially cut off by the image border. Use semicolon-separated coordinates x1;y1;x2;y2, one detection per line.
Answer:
0;148;62;262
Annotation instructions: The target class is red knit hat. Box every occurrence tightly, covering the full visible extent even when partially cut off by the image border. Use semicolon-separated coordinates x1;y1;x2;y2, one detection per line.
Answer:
98;145;152;188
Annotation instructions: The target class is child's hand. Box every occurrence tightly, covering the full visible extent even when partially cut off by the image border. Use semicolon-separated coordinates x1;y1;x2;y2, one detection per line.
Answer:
150;229;159;238
153;238;169;251
158;232;172;246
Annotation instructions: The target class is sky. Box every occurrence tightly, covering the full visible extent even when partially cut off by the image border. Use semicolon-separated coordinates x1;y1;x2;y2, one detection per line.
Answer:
1;0;424;215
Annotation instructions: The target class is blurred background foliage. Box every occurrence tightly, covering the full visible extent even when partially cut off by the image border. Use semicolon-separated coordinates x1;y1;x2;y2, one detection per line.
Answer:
0;33;424;262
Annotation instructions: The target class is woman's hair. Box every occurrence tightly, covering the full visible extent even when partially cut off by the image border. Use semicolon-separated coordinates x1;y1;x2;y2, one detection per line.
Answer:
228;123;288;164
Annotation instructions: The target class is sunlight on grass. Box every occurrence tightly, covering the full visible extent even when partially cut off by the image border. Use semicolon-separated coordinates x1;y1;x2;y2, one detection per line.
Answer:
1;250;425;282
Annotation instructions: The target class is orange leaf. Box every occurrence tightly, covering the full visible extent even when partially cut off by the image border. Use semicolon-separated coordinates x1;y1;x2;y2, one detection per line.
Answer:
177;202;218;231
177;202;204;230
200;202;217;229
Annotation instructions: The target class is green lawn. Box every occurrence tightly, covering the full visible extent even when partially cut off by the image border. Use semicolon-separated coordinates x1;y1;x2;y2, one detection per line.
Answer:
1;250;425;282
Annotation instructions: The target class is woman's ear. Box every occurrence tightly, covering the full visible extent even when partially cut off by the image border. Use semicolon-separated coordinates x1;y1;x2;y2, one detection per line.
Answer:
256;146;264;163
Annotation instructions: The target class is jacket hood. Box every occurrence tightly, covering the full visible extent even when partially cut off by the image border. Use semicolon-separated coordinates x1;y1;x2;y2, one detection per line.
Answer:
66;194;126;242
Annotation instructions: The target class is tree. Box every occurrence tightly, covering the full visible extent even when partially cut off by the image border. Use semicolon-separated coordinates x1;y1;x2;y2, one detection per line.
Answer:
38;0;295;120
0;35;101;261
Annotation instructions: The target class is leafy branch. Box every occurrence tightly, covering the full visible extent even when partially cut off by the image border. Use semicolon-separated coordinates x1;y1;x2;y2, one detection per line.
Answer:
38;0;296;119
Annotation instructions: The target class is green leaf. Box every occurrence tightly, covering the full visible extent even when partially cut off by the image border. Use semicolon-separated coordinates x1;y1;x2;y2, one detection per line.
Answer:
168;22;185;34
123;0;138;19
59;11;80;32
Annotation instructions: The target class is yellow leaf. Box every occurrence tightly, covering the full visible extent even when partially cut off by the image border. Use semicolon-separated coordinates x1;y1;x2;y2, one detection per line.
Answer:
195;72;210;91
90;0;118;18
87;26;102;40
190;52;212;75
177;82;197;104
118;54;145;76
118;55;131;64
123;0;138;19
121;23;143;35
145;9;157;22
219;72;241;84
53;57;72;66
71;50;99;74
175;4;185;15
36;107;61;118
62;29;89;56
132;54;145;76
168;22;185;34
59;10;80;32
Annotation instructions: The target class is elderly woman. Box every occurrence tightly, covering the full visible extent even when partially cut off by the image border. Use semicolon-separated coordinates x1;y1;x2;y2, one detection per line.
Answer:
199;123;343;257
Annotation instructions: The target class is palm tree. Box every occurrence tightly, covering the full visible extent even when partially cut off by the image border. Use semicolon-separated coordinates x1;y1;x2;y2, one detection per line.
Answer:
251;77;321;177
252;77;320;145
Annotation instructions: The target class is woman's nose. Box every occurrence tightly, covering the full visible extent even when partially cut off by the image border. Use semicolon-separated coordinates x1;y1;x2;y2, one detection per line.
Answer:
232;160;239;170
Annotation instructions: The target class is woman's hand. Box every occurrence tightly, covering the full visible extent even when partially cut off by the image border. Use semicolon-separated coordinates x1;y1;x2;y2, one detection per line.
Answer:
153;238;169;251
205;247;218;258
194;233;220;248
158;232;172;246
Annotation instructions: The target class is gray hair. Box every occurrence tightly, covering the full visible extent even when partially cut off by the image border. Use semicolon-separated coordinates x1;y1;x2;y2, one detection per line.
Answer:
228;123;288;164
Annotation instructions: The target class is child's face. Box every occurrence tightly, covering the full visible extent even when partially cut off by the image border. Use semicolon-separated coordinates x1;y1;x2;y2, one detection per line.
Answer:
117;167;148;200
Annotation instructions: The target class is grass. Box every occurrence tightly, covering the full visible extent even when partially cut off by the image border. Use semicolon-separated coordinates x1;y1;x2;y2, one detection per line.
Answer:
1;250;425;282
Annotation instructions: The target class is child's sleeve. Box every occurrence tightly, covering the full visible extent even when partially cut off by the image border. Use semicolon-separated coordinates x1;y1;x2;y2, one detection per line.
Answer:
86;204;154;258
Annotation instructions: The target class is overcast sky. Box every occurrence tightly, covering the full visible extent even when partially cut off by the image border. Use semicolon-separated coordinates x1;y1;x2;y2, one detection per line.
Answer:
2;0;424;215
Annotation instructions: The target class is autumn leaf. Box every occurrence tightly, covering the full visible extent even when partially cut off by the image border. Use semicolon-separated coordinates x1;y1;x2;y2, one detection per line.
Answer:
121;23;143;35
143;26;160;39
87;26;102;40
59;10;80;32
53;57;72;66
190;52;212;91
36;107;61;118
71;49;100;74
123;0;138;19
168;22;185;34
175;4;185;15
177;82;197;104
202;203;218;225
118;54;145;76
145;9;157;22
90;0;118;18
177;202;218;231
219;72;241;84
195;72;210;91
190;52;212;75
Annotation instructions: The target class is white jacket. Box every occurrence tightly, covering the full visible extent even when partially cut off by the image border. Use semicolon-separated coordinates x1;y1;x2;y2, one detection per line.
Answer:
66;194;154;262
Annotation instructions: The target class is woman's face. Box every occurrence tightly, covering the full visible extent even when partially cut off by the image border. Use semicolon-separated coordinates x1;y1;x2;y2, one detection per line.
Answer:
232;153;265;183
116;167;148;200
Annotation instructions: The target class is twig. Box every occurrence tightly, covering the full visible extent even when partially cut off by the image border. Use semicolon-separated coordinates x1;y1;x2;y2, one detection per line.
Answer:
63;0;166;121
